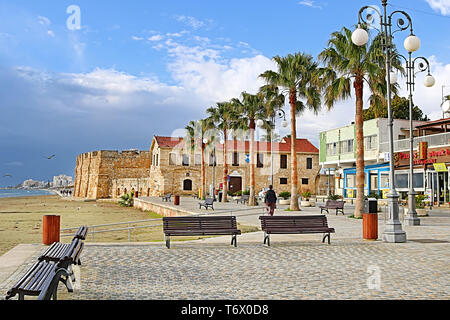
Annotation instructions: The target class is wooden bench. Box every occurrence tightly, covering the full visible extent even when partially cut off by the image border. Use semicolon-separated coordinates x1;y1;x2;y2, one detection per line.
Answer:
163;216;241;248
38;237;85;290
162;194;172;202
259;215;335;246
199;198;214;210
5;256;74;300
319;200;345;215
236;194;249;204
73;225;88;240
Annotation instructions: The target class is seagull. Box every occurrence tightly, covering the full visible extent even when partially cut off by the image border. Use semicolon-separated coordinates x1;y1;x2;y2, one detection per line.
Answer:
3;174;12;178
43;154;56;160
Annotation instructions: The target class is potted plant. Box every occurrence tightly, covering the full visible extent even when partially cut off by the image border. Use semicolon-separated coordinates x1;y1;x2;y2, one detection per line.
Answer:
300;190;313;207
278;191;291;205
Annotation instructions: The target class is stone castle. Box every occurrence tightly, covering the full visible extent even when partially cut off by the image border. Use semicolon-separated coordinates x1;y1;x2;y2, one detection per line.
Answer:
74;135;328;199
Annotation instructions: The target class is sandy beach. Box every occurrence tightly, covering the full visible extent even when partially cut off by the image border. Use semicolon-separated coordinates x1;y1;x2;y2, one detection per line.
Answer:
0;195;163;256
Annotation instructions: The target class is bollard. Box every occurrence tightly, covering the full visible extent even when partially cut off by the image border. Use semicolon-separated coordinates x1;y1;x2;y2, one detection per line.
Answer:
174;195;180;206
42;215;60;245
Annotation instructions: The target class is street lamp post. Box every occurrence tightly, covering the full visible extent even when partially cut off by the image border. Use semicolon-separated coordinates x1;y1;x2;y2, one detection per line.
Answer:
352;0;427;242
391;54;434;226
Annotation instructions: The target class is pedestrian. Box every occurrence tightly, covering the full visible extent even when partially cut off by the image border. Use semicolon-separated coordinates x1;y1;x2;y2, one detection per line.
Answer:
264;185;277;216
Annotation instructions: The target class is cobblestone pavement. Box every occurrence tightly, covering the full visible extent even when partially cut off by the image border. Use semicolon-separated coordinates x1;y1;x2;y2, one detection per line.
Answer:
2;237;448;300
1;198;448;300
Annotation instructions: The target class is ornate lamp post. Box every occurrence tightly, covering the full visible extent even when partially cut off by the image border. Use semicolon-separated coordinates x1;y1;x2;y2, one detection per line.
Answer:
351;0;428;242
257;110;288;186
390;55;434;226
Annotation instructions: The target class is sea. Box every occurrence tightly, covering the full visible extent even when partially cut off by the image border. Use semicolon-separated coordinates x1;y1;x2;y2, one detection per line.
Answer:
0;189;55;198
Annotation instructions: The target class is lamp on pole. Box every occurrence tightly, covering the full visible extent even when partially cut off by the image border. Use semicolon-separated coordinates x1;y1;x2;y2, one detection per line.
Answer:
390;55;434;226
352;0;427;242
257;110;287;186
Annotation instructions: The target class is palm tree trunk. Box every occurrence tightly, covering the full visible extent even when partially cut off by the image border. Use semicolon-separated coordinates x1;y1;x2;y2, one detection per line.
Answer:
354;77;365;218
248;119;256;206
201;142;206;200
222;129;228;202
289;89;300;211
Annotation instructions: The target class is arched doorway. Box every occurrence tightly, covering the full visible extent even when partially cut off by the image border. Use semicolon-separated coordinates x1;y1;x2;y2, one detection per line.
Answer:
183;179;193;191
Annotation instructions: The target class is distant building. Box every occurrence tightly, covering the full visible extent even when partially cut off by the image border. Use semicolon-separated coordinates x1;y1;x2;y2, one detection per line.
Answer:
52;174;73;188
22;179;45;189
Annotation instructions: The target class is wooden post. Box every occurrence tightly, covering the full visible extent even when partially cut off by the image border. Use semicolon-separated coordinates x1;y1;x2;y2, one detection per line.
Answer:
43;215;60;245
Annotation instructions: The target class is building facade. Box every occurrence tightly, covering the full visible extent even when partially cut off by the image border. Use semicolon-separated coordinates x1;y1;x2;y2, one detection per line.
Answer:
73;135;321;199
319;118;427;198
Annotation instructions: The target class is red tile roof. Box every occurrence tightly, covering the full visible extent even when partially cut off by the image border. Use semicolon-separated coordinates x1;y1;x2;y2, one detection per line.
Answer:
154;136;318;154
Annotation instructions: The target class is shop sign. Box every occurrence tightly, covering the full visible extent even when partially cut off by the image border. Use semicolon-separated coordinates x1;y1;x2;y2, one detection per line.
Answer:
433;163;448;172
395;147;450;168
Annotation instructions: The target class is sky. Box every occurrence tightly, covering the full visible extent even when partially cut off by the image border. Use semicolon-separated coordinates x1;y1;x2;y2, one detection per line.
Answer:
0;0;449;187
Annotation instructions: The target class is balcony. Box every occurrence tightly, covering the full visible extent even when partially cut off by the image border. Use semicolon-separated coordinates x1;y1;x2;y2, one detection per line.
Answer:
379;132;450;153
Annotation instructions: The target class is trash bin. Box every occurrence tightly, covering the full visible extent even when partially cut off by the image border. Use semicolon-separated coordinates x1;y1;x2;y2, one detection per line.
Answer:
43;215;60;245
174;195;180;206
218;191;223;203
363;198;378;240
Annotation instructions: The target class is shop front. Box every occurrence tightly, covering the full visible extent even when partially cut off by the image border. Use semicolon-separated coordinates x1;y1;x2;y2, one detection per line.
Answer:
394;146;450;206
343;163;390;199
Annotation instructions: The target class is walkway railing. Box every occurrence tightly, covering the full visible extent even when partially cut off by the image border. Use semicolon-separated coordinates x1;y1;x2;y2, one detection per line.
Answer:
60;206;268;242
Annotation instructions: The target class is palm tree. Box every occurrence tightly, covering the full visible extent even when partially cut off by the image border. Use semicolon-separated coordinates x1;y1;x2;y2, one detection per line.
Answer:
318;26;402;217
185;118;213;200
231;92;267;206
260;53;322;211
206;101;238;202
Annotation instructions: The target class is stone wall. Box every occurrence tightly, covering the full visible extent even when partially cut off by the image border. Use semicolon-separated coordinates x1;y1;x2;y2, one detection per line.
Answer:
74;150;151;199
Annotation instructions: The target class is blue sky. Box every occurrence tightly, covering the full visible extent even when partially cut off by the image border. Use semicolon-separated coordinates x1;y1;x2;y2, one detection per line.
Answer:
1;0;449;187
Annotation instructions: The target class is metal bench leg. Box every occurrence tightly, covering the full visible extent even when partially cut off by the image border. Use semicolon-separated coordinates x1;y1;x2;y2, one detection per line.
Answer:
322;233;331;244
60;274;73;292
165;235;171;249
68;264;76;282
264;233;270;246
231;235;237;247
18;293;24;300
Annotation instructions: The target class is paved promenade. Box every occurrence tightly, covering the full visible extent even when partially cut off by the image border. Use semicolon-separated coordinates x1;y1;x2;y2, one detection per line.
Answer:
1;197;449;300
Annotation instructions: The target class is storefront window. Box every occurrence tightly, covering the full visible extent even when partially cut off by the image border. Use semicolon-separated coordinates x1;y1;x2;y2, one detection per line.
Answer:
395;173;409;189
346;174;355;188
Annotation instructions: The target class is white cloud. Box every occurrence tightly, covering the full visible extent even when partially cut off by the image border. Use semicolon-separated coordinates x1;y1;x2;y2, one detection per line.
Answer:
37;16;51;26
174;15;212;30
131;36;144;41
298;0;322;9
425;0;450;15
148;34;164;41
47;30;55;38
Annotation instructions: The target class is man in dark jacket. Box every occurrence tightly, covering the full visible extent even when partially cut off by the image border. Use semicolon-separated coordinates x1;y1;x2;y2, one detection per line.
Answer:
264;185;277;216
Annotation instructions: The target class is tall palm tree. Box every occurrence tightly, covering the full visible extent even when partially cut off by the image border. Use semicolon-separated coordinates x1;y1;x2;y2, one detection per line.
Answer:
318;26;402;217
185;118;213;200
231;92;267;206
206;101;238;202
260;53;322;211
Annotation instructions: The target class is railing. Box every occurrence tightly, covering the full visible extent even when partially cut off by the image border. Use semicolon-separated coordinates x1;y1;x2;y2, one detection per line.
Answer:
379;132;450;153
60;206;268;242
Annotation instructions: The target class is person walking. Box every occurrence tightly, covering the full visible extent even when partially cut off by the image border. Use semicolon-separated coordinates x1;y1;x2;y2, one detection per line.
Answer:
264;185;277;216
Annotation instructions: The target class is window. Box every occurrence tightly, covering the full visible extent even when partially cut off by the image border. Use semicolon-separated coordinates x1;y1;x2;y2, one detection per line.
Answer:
169;153;177;165
232;152;239;166
302;178;309;185
306;157;313;170
340;139;354;154
398;135;406;140
364;135;378;150
395;173;409;189
346;174;356;188
195;154;201;166
257;153;264;168
182;154;189;166
326;142;338;156
280;155;287;169
183;179;193;191
280;178;288;185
